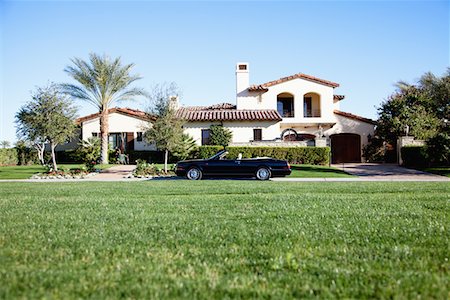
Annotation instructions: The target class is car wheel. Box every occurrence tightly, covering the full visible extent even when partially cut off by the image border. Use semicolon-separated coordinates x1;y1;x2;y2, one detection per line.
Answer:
186;167;202;180
256;167;271;180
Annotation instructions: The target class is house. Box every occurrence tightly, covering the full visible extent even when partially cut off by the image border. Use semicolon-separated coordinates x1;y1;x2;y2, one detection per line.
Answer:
176;63;375;163
72;63;375;163
74;107;156;153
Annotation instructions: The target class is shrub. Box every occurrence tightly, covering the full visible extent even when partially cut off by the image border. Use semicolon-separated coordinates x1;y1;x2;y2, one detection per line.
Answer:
193;146;330;165
401;146;428;167
15;143;39;165
426;132;450;166
0;149;18;166
193;146;224;159
133;159;174;176
209;125;232;147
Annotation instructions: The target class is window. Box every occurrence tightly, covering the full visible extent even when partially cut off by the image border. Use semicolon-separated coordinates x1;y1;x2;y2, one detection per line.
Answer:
277;93;294;117
92;132;98;138
109;133;126;152
303;93;321;117
136;132;143;142
201;129;211;145
304;97;312;117
238;64;247;70
253;129;262;141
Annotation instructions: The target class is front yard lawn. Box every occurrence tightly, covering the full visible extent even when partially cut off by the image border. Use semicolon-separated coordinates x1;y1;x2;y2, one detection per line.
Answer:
0;164;114;179
289;164;353;178
417;166;450;178
0;181;448;299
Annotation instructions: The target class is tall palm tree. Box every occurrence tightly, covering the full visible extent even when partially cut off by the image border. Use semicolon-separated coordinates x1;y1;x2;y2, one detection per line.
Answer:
61;53;146;164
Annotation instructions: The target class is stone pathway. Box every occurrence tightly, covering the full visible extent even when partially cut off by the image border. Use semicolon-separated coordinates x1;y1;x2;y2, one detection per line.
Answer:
93;164;137;180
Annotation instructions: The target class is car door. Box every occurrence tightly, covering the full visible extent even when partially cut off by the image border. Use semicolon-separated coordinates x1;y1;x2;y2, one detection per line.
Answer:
202;159;234;175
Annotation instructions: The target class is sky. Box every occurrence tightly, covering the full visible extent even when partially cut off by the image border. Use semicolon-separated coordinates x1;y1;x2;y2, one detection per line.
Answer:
1;0;449;143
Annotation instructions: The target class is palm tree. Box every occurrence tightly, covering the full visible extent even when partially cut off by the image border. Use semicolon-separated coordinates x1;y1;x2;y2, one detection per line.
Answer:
61;53;146;164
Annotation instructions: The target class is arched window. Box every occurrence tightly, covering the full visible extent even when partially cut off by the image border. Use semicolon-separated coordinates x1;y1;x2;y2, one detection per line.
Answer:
303;92;321;117
277;93;294;118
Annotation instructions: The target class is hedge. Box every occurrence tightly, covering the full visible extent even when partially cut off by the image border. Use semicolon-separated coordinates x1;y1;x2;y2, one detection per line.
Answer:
401;146;428;167
193;146;330;165
0;149;18;166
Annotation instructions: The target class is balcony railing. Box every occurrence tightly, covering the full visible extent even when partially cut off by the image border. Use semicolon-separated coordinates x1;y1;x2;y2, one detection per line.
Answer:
280;110;294;118
304;109;321;118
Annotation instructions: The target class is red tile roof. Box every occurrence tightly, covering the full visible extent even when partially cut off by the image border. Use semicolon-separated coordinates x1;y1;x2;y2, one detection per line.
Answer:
175;103;282;122
334;110;376;125
76;107;156;124
248;73;340;91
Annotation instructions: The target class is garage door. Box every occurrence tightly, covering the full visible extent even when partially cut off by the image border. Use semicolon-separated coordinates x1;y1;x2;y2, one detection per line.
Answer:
330;133;361;164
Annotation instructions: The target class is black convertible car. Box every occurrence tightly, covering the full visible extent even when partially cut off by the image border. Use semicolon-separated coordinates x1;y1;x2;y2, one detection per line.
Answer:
175;150;291;180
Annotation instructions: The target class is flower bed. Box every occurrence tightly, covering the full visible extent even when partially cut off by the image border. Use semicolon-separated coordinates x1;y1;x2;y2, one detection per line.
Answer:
124;160;175;179
30;168;98;180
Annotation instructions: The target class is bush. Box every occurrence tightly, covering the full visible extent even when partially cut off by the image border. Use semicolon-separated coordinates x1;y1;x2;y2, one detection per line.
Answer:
401;146;428;167
426;133;450;166
0;149;18;166
128;150;176;164
193;146;330;165
55;150;82;163
15;144;39;165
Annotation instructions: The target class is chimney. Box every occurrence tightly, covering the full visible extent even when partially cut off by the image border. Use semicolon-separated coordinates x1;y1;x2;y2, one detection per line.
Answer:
169;95;179;110
236;62;249;97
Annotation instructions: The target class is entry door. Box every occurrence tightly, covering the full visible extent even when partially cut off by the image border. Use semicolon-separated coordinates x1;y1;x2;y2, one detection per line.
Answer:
331;134;361;163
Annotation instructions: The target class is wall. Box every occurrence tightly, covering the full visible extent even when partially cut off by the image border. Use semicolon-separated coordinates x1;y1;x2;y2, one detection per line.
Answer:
237;78;336;124
397;136;425;165
324;114;375;160
82;112;156;151
183;121;280;145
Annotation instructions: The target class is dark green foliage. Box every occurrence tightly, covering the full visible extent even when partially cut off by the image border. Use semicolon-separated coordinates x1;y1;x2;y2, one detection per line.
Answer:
54;150;82;163
194;145;223;159
0;149;18;166
373;69;450;164
171;134;197;161
15;142;40;166
209;124;232;146
401;146;428;167
194;146;330;165
426;132;450;165
128;150;166;164
0;181;448;299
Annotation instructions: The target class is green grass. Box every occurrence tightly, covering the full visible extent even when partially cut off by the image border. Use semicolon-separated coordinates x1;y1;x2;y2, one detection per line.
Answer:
289;164;353;178
418;167;450;178
0;181;448;299
0;164;114;179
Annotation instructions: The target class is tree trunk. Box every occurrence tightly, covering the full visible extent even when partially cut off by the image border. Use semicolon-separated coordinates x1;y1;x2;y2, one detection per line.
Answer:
164;149;168;173
50;142;58;171
99;110;109;164
34;143;45;165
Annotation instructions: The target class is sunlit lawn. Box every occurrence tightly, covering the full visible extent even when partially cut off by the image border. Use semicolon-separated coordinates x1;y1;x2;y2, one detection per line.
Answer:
0;181;448;299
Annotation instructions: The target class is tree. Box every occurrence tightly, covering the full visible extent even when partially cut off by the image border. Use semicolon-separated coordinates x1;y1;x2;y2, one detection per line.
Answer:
61;53;147;164
172;133;197;161
209;124;232;147
0;141;11;149
144;83;184;172
373;69;450;164
15;84;78;170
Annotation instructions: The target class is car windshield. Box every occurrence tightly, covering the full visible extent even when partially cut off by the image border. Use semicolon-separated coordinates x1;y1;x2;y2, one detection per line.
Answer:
209;150;228;160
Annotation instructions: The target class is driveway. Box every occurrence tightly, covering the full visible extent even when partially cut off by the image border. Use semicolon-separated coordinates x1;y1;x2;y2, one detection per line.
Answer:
331;163;450;181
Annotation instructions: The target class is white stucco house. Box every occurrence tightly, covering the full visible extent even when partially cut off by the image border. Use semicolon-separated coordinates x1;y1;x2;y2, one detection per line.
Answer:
74;107;156;152
175;63;375;163
73;63;375;163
